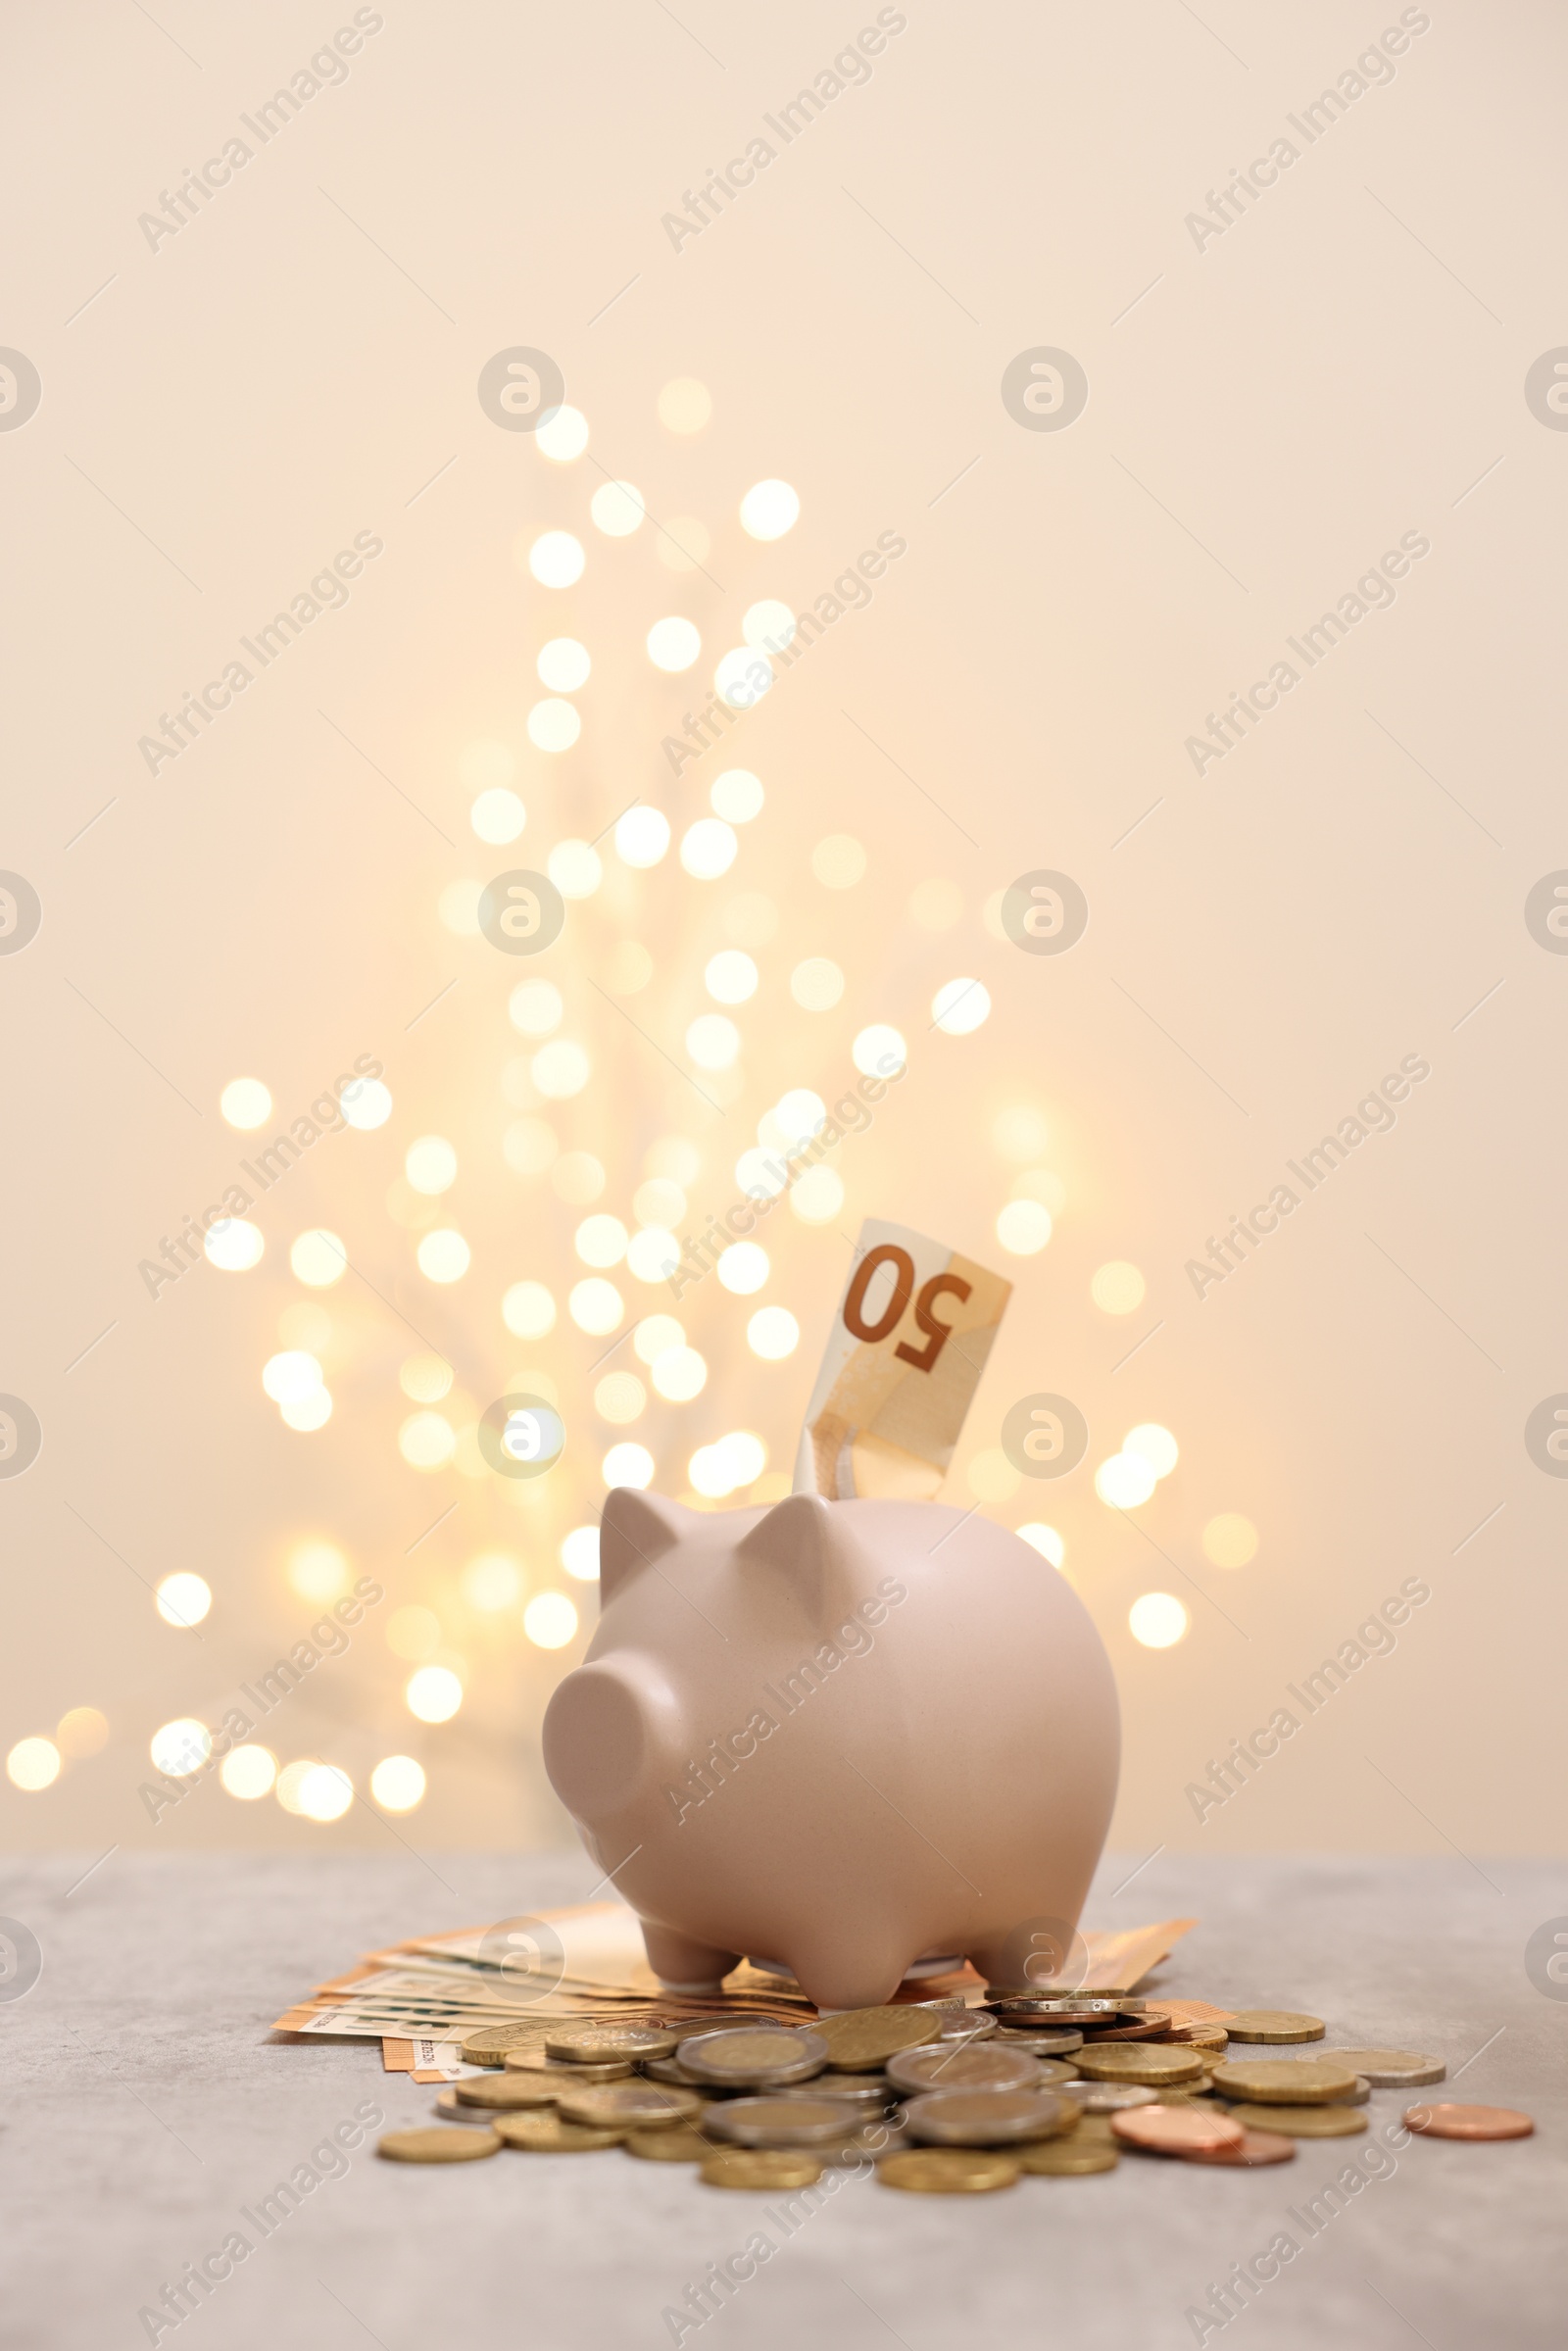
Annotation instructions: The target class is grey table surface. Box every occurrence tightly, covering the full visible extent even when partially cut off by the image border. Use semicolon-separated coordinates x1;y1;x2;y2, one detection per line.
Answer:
3;1847;1565;2351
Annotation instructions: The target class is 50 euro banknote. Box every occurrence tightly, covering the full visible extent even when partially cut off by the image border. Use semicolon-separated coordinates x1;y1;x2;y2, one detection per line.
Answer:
793;1219;1012;1501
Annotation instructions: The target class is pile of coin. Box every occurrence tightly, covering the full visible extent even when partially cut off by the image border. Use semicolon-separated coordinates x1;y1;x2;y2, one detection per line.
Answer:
374;1995;1536;2192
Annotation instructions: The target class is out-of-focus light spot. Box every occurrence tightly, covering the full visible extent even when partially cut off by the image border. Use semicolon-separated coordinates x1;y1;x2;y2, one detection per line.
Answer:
155;1572;212;1629
552;1151;604;1205
288;1541;350;1601
1096;1452;1157;1509
705;950;758;1004
1125;1423;1179;1480
264;1351;323;1406
1202;1513;1259;1569
502;1281;556;1339
932;977;990;1035
275;1760;315;1815
594;1371;646;1424
531;1041;590;1098
717;1242;768;1294
724;892;779;947
416;1229;470;1284
7;1737;61;1790
387;1605;441;1660
538;637;590;691
561;1526;600;1581
280;1389;333;1433
790;957;844;1012
993;1106;1050;1162
527;698;580;753
602;1442;654;1490
398;1411;456;1470
591;478;644;536
686;1013;740;1070
659;377;711;433
748;1306;799;1359
1129;1592;1189;1648
504;1119;559;1177
711;770;764;823
997;1199;1053;1256
220;1744;276;1799
690;1431;768;1498
634;1314;684;1364
657;516;710;572
509;980;563;1037
789;1166;844;1225
55;1707;109;1758
743;600;796;650
569;1278;623;1335
535;405;588;462
470;787;526;844
735;1147;787;1201
290;1228;347;1286
681;819;737;881
908;877;964;931
406;1666;463;1723
529;529;585;586
151;1718;211;1777
370;1755;425;1812
524;1592;578;1649
463;1553;521;1611
297;1763;353;1821
715;646;771;708
651;1345;707;1402
811;835;866;889
615;807;670;867
1016;1523;1066;1568
852;1025;906;1077
205;1219;264;1271
220;1078;271;1130
1092;1261;1146;1314
548;840;602;899
634;1178;686;1227
771;1090;826;1148
647;616;701;671
740;478;799;539
341;1078;392;1130
575;1214;627;1268
626;1227;679;1284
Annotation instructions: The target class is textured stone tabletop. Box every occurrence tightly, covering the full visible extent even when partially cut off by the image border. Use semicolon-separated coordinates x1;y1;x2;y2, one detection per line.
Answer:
4;1849;1564;2350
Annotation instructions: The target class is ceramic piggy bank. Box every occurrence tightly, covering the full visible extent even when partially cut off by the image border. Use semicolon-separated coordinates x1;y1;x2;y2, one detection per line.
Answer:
542;1486;1120;2010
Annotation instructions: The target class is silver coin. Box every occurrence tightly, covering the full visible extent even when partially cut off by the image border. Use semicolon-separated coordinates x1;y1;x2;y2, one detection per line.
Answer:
642;2054;714;2087
918;2000;998;2041
1061;2082;1162;2112
988;1996;1145;2021
904;2087;1074;2147
706;2096;862;2148
986;2027;1084;2057
678;2026;829;2087
887;2043;1044;2096
769;2076;892;2108
1319;2050;1446;2089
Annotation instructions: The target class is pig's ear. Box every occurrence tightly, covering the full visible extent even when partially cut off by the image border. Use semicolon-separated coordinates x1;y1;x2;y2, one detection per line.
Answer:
738;1492;854;1595
600;1488;691;1602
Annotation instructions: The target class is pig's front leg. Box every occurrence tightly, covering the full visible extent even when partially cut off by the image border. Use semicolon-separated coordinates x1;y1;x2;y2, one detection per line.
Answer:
640;1920;741;1992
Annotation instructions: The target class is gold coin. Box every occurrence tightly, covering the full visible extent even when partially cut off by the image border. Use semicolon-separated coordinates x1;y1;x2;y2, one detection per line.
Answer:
700;2150;824;2190
1160;2026;1229;2051
1017;2139;1118;2176
816;2006;941;2071
461;2023;550;2065
546;2021;680;2062
1221;2102;1366;2138
505;2049;632;2083
1321;2049;1446;2088
492;2111;626;2151
1076;2045;1203;2086
556;2082;704;2129
877;2149;1020;2194
1223;2010;1325;2044
626;2128;717;2162
377;2127;500;2163
1210;2059;1358;2105
456;2073;563;2109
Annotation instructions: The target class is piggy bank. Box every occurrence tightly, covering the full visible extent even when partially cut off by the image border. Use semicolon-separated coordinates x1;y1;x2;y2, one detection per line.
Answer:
541;1487;1120;2011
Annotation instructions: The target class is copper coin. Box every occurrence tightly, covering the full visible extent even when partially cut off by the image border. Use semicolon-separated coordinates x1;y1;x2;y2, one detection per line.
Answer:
1110;2104;1245;2156
1181;2127;1297;2167
1081;2012;1174;2043
1403;2102;1534;2141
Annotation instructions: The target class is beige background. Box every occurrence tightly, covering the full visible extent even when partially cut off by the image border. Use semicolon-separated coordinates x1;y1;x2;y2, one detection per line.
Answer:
3;0;1564;1866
